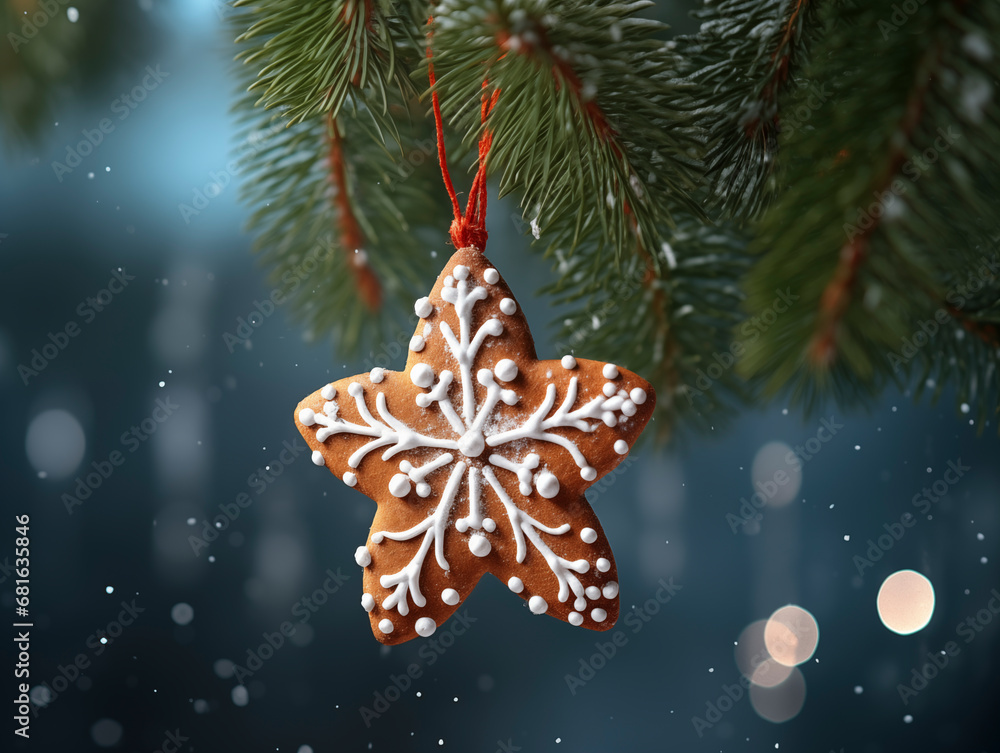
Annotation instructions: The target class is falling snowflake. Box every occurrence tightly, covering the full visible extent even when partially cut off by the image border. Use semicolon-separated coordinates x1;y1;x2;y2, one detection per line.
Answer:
296;249;654;643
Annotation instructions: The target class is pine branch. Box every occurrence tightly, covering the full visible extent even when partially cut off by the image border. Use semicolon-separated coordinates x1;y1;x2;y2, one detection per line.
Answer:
740;0;1000;428
674;0;826;219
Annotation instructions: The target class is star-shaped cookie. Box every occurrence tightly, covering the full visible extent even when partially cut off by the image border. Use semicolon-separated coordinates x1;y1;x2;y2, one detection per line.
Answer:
295;247;655;644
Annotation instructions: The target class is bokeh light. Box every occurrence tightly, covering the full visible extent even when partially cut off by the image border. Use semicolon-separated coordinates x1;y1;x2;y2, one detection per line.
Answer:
735;620;793;688
91;718;123;747
765;605;820;666
877;570;935;635
751;441;802;508
750;667;807;723
25;409;86;479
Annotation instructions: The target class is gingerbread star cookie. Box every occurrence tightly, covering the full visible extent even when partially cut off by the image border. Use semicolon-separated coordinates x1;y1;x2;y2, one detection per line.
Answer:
295;247;655;644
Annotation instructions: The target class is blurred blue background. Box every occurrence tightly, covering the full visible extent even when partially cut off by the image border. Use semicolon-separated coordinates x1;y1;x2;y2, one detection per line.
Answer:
1;1;999;752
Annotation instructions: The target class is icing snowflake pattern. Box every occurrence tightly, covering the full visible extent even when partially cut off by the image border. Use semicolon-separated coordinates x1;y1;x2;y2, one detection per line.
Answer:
295;248;655;643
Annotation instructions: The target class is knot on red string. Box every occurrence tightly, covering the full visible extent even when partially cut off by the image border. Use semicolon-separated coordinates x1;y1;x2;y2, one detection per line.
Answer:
450;218;488;251
428;24;498;253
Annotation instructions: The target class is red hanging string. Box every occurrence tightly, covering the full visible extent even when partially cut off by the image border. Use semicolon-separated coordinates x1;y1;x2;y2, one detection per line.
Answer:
427;19;498;252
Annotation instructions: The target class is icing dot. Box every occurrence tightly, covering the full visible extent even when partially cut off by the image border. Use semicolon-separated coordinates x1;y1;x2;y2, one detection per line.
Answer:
458;430;486;458
298;409;316;426
621;400;637;417
574;596;587;610
310;450;325;466
603;581;619;599
343;472;357;487
586;586;601;600
494;359;518;382
410;363;435;388
348;382;363;397
581;528;598;544
414;297;433;318
370;532;384;543
483;518;496;532
444;275;455;287
320;384;336;400
580;466;597;481
415;617;437;637
442;589;460;605
409;335;425;352
453;264;469;280
389;473;412;497
369;367;385;383
529;595;548;614
630;387;647;405
500;297;517;315
378;618;394;634
536;471;560;499
597;558;611;573
361;593;375;612
354;546;371;567
468;534;492;557
484;268;500;284
568;612;584;626
507;577;524;593
614;440;629;455
603;383;616;397
603;363;619;379
561;355;577;369
591;608;608;623
455;519;469;533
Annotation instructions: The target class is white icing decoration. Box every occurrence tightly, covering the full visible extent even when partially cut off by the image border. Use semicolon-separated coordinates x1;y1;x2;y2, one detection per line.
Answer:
614;440;628;455
296;257;649;621
591;607;607;623
388;473;412;498
311;450;325;466
494;358;518;382
410;363;435;388
630;387;646;405
596;558;611;573
415;617;437;637
603;581;619;599
468;533;492;557
361;593;375;612
354;546;371;567
585;586;601;600
535;471;560;499
378;618;394;634
621;400;637;417
529;595;548;614
507;576;524;593
415;297;433;318
581;528;597;544
568;611;584;626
